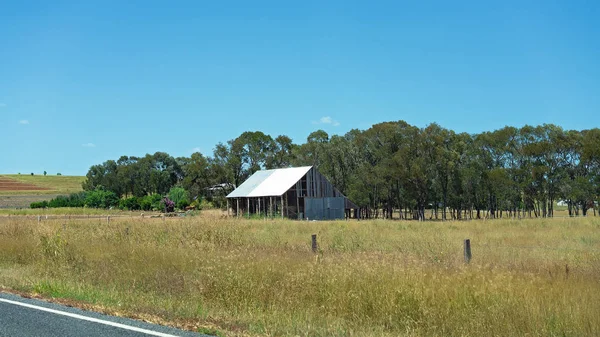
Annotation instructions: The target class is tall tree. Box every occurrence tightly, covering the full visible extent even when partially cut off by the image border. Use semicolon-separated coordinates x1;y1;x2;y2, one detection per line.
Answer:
266;135;296;169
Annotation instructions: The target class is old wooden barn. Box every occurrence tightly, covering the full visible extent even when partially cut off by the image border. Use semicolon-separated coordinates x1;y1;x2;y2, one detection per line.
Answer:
226;166;358;220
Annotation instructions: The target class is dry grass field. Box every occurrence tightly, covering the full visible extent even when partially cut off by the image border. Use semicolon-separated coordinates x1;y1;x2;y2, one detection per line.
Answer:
0;175;85;195
0;215;599;336
0;174;86;208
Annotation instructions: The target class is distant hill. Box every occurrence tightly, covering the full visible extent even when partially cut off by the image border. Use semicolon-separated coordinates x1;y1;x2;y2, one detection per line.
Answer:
0;174;85;196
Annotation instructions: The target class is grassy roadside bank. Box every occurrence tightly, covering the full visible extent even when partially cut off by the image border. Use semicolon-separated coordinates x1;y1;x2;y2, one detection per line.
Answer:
1;217;599;336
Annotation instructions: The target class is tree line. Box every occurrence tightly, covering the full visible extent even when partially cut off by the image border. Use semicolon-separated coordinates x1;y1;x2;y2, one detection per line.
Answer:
82;122;600;219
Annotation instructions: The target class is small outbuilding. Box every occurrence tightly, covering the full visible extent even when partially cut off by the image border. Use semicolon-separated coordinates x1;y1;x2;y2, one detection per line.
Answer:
226;166;358;220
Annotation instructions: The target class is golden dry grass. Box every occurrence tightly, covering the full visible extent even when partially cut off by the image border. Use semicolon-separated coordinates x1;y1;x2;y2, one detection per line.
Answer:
0;216;599;336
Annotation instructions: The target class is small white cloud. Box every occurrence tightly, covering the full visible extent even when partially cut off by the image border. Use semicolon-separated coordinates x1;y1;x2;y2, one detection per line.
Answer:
312;116;340;126
19;120;29;125
191;147;202;153
82;143;96;148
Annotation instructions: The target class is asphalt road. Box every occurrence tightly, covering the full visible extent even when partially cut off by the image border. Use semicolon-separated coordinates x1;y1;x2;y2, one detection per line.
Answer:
0;292;211;337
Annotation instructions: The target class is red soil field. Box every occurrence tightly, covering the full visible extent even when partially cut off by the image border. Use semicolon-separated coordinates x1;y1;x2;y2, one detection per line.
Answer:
0;177;49;191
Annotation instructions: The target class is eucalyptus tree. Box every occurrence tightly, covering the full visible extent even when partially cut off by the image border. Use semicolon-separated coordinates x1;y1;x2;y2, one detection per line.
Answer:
181;152;211;200
266;135;296;169
293;130;330;168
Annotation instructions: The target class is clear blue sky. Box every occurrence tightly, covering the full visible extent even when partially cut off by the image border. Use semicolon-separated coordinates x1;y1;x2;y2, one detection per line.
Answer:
1;1;598;175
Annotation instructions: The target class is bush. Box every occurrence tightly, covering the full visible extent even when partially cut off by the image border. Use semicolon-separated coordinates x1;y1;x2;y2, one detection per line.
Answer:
168;187;190;210
30;201;48;209
68;191;87;207
48;195;70;208
119;197;140;211
31;192;87;209
161;197;175;213
140;194;163;211
85;188;119;209
177;198;190;210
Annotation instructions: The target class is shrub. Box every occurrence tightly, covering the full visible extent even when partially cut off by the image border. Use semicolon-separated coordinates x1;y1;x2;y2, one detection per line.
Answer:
119;197;140;211
48;195;70;208
140;194;163;211
31;192;87;209
168;187;190;210
30;201;48;209
67;191;87;207
85;188;119;209
177;198;190;210
57;173;62;176
162;197;175;213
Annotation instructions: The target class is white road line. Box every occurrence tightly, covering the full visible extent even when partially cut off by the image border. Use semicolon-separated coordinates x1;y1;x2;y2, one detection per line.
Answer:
0;298;180;337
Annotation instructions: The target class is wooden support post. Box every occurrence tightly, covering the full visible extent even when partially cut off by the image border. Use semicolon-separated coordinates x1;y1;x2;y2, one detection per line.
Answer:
311;234;318;253
296;193;300;220
270;197;273;218
281;196;284;219
237;198;240;218
464;239;472;264
258;198;261;216
227;199;230;217
247;198;250;218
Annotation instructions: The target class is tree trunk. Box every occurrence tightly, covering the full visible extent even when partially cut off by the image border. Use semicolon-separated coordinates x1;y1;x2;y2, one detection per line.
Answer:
568;201;573;217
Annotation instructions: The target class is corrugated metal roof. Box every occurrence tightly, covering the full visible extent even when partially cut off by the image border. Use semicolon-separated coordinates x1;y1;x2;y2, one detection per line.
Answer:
226;166;312;198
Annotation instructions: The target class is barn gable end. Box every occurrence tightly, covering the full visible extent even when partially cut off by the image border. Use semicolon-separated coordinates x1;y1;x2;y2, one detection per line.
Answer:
226;166;358;220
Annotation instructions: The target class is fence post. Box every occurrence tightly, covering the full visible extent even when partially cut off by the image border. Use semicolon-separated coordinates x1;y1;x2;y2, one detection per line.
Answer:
464;239;472;264
107;216;110;224
311;234;318;253
37;215;41;223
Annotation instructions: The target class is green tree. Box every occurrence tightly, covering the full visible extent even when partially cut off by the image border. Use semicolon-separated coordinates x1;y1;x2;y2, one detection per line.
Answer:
181;152;211;200
293;130;329;168
266;135;297;169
